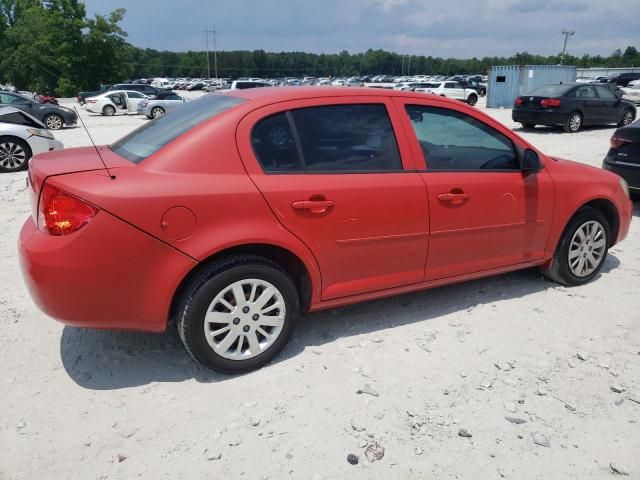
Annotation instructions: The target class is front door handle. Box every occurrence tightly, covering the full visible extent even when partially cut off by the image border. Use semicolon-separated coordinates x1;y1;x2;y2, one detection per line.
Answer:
292;199;335;214
438;192;469;204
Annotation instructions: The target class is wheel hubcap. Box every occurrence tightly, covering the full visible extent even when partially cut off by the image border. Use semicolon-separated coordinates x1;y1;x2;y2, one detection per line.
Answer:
570;115;580;131
203;279;286;360
624;112;633;125
568;220;606;277
0;142;26;169
46;116;62;129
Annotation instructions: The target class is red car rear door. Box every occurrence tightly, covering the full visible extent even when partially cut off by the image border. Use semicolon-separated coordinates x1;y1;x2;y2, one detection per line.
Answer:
236;97;429;301
394;97;554;280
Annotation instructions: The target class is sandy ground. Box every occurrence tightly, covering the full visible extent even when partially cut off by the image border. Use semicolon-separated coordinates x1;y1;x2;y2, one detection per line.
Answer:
1;92;639;480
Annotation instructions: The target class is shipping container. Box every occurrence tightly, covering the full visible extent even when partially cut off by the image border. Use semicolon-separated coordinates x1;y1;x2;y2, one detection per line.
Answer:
487;65;576;108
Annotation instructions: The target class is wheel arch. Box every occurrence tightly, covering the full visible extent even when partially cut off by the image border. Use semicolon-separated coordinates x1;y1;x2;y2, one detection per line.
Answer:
580;198;619;247
168;243;315;328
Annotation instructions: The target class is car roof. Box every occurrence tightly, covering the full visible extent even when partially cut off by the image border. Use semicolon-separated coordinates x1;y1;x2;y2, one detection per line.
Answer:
228;86;461;105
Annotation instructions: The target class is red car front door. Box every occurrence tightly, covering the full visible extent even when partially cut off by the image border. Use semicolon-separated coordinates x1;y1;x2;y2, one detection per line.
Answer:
237;97;429;300
394;97;554;280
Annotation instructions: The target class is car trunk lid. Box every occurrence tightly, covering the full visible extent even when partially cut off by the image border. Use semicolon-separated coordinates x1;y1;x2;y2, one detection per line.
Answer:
28;146;133;221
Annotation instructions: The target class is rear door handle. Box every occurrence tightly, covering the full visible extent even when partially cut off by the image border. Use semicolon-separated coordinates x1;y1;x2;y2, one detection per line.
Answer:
292;199;335;214
438;192;469;204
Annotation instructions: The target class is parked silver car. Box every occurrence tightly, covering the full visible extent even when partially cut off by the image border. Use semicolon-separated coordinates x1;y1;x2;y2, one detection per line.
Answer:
137;92;186;118
0;107;63;172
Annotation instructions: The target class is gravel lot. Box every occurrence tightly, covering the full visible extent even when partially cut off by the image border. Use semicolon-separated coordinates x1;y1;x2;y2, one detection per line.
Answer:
1;92;639;480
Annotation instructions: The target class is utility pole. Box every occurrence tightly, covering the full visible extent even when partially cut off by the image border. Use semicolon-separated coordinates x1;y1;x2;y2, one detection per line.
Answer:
203;25;218;79
560;29;575;65
407;55;411;76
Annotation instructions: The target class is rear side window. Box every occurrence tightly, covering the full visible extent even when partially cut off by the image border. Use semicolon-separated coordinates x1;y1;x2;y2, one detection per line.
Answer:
252;104;402;173
110;94;245;163
405;105;518;170
292;104;402;172
251;113;302;172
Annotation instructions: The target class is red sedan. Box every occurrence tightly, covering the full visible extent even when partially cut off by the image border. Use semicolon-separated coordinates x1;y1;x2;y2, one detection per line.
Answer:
19;88;633;373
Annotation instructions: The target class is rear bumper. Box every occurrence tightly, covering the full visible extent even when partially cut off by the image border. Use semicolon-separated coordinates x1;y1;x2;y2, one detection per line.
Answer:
18;213;197;332
603;156;640;190
512;109;568;125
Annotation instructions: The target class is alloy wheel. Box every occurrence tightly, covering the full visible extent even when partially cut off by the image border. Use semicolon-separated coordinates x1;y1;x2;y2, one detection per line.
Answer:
622;110;634;126
45;115;62;130
568;220;606;277
0;141;27;170
151;107;164;118
203;279;286;360
569;114;581;132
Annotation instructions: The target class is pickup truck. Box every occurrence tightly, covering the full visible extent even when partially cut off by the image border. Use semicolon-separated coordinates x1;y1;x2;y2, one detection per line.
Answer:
414;81;479;106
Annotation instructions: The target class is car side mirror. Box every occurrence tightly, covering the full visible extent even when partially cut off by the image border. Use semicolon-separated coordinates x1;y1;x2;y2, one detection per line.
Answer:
521;149;541;174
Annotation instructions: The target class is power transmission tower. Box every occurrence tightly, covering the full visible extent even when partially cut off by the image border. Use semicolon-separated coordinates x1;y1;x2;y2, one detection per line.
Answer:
203;25;218;79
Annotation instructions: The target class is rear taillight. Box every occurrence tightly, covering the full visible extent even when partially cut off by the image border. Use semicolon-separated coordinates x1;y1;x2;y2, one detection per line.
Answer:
514;97;523;106
540;98;561;107
38;183;98;236
87;99;97;104
610;136;632;149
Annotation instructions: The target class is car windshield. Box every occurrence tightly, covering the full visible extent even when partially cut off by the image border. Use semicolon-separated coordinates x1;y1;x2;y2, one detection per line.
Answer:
528;84;573;97
110;94;245;163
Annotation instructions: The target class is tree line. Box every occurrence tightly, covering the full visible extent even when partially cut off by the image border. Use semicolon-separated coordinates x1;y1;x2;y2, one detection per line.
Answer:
1;1;640;96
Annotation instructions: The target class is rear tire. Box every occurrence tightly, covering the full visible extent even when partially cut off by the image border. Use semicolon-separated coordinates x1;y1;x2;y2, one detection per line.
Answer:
542;207;609;286
151;106;165;118
618;109;635;128
177;255;300;374
563;112;582;133
103;105;116;116
467;94;478;106
0;136;32;172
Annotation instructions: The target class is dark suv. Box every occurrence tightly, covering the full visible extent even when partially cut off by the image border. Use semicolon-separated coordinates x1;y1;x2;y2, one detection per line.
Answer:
109;83;162;96
608;72;640;87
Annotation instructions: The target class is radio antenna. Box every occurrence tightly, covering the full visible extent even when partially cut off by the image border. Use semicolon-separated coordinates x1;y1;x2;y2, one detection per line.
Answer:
73;106;115;180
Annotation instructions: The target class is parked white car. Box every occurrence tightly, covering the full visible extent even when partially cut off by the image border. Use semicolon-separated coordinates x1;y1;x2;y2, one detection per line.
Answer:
621;84;640;105
216;80;271;93
85;90;150;116
0;107;63;172
415;81;479;106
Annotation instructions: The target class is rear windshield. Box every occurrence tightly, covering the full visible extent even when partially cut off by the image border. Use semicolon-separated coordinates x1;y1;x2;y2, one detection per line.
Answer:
110;94;245;163
528;84;573;97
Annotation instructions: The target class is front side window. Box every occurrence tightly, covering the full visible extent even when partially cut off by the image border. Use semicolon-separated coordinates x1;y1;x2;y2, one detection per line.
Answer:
595;86;616;100
127;91;144;99
405;105;518;170
110;94;245;163
291;104;402;172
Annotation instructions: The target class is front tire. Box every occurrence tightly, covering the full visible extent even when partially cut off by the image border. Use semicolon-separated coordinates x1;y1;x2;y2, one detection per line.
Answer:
467;94;478;106
177;256;300;374
43;113;63;130
563;112;582;133
542;207;609;286
0;136;32;172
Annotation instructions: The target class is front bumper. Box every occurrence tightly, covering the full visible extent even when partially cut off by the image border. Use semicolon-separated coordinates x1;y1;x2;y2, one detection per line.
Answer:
19;213;196;332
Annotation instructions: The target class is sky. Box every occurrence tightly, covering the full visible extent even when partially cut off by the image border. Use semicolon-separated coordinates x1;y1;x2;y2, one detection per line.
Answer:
82;0;640;58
